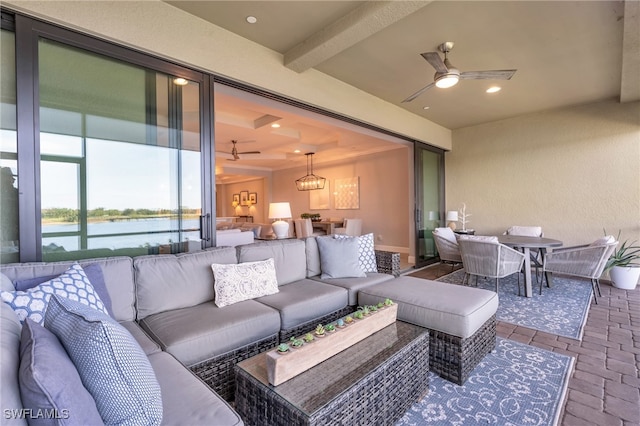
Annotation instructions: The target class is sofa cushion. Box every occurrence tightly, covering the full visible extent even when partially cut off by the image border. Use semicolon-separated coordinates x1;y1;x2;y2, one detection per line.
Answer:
1;302;27;426
19;318;103;425
255;279;348;330
0;256;136;323
148;352;243;426
134;247;237;320
236;239;306;285
333;233;377;273
13;263;114;318
211;258;279;307
316;236;365;279
120;320;161;356
304;237;322;277
358;276;499;339
1;263;108;324
313;273;395;306
1;271;14;291
140;300;280;366
44;295;163;426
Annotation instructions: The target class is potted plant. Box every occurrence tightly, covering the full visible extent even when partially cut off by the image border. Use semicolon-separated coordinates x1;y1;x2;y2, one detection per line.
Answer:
303;332;315;343
344;315;354;325
315;324;326;337
289;337;304;349
325;324;336;333
605;236;640;290
336;318;345;328
353;310;364;320
277;343;290;354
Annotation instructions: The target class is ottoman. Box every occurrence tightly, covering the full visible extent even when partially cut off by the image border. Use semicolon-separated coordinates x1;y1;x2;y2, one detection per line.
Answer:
358;276;498;385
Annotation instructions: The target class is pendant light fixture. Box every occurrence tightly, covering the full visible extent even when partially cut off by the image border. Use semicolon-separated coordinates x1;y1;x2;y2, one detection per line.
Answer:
295;153;326;191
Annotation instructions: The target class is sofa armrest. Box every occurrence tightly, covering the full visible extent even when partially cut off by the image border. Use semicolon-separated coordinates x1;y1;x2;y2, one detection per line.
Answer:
375;250;400;277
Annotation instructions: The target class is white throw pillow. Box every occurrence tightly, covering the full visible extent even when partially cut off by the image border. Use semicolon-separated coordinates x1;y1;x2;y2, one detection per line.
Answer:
333;233;377;273
211;258;279;307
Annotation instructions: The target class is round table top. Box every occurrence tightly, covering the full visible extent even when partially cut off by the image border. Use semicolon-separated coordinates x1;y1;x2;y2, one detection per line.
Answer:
498;235;563;248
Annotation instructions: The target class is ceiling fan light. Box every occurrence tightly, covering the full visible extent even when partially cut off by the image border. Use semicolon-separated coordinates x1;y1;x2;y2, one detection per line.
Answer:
435;74;459;89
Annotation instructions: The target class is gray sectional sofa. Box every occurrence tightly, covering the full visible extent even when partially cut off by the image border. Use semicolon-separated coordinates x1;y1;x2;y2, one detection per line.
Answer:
1;236;398;425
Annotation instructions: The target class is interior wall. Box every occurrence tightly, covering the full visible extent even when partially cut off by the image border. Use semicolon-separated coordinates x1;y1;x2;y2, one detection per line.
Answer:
446;99;640;247
217;178;267;223
272;147;411;252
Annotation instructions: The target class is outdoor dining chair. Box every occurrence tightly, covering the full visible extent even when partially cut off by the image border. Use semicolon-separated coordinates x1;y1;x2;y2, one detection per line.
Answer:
542;235;618;304
504;225;544;282
458;236;526;294
432;227;462;269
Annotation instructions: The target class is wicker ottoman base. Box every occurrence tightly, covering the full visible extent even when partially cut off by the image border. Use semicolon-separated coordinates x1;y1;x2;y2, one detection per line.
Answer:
427;314;496;385
190;333;278;402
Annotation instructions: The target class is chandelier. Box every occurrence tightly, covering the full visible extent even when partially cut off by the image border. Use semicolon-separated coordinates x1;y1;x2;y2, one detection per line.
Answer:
295;153;326;191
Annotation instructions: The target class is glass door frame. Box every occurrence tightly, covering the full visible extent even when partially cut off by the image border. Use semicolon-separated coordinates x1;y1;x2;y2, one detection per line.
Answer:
13;14;214;261
414;141;445;269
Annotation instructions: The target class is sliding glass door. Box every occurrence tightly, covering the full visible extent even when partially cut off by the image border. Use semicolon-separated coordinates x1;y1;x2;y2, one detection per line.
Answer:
414;143;444;268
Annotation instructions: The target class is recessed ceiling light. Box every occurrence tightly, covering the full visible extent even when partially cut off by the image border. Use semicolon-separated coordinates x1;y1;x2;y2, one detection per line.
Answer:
423;106;430;110
173;78;188;86
294;149;301;153
246;16;257;24
486;86;501;93
271;123;280;128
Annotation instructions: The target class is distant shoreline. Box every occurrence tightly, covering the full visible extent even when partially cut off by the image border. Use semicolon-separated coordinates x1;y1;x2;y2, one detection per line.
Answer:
42;214;200;226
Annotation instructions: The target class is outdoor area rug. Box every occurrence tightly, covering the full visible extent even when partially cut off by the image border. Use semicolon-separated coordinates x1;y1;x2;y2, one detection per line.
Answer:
397;337;574;426
434;269;592;340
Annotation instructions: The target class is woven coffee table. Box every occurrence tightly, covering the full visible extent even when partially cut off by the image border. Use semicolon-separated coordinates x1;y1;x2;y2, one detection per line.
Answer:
235;321;429;426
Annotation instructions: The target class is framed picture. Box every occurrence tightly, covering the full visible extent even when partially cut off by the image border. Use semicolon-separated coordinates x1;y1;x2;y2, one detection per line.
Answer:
232;194;240;205
335;177;360;209
240;190;249;206
249;192;258;204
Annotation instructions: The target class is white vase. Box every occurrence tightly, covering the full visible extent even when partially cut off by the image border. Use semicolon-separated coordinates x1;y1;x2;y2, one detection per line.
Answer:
609;266;640;290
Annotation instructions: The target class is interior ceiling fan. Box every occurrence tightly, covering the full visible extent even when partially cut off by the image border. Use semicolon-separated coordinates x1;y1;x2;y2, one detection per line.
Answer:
222;140;260;161
402;42;517;103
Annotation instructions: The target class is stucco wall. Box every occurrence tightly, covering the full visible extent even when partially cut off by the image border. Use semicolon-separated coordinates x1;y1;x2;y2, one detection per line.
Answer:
446;99;640;247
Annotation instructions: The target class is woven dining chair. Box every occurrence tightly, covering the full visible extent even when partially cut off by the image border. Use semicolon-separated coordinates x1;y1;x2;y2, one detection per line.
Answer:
458;236;526;294
542;235;618;304
432;227;462;269
504;225;544;283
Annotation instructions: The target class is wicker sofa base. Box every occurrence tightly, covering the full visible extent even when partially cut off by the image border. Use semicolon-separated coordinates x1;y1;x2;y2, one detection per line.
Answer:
279;305;355;342
427;314;496;385
190;333;278;403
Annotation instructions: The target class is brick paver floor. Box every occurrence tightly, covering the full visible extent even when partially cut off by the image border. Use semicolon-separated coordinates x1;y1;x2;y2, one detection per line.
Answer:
409;264;640;426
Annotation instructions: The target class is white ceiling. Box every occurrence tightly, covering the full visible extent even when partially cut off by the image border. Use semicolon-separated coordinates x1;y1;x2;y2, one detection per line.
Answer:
164;1;638;182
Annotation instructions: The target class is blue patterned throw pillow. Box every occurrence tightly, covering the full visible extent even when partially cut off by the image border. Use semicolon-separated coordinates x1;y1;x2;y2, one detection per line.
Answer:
333;233;377;273
44;295;163;426
0;263;108;324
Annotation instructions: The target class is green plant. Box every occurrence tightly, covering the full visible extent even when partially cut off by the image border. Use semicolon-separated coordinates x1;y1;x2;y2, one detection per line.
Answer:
325;324;336;332
315;324;326;336
289;337;304;348
277;343;290;353
353;311;364;320
605;230;640;269
369;305;378;312
360;306;370;315
303;332;315;343
377;302;384;309
344;316;354;324
384;298;393;306
336;318;345;327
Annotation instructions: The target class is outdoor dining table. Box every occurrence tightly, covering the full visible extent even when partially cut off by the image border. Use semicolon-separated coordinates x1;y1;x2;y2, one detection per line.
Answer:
498;235;563;298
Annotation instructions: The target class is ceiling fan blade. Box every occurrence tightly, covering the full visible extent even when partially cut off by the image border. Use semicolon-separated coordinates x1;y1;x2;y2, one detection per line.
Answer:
238;151;261;155
421;52;448;74
402;82;435;103
460;69;517;80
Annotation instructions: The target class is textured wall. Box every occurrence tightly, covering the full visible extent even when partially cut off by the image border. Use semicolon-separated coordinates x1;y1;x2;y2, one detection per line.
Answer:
446;99;640;247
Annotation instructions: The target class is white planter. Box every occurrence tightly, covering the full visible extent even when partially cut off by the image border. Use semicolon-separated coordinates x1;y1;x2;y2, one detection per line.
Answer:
609;266;640;290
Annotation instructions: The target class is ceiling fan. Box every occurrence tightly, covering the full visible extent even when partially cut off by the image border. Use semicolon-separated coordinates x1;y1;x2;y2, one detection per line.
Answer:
402;42;517;103
223;140;260;161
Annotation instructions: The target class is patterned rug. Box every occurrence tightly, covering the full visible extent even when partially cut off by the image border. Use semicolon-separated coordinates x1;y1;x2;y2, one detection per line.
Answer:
397;338;574;426
435;269;592;340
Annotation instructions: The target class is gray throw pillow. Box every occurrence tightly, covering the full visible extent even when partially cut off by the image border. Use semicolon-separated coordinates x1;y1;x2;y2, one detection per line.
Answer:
316;236;366;279
19;318;103;425
44;295;163;426
333;233;377;273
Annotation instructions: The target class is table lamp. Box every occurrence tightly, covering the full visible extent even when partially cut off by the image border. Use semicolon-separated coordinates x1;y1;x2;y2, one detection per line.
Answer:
446;211;458;231
269;202;292;239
